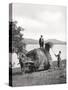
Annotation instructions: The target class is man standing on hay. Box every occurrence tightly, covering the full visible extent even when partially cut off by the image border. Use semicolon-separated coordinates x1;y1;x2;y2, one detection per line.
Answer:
39;35;44;48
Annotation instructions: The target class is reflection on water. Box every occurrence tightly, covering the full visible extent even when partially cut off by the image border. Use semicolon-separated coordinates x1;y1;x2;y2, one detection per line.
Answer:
26;44;66;61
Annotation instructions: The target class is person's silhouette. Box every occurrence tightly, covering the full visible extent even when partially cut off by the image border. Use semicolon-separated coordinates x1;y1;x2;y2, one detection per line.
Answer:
39;35;44;48
55;51;61;68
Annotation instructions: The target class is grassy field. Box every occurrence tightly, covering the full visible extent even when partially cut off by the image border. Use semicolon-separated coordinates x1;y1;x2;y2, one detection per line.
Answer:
12;59;66;87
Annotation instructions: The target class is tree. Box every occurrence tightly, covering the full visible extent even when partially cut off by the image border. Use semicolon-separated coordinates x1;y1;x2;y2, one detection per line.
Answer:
9;21;26;53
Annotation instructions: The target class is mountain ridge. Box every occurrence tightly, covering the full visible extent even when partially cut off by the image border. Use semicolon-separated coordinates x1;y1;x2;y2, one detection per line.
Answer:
22;38;66;45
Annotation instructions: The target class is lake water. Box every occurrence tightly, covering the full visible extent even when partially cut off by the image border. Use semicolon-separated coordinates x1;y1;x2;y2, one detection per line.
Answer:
26;44;66;61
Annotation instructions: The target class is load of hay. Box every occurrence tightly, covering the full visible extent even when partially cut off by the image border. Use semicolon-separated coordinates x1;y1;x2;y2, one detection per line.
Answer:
26;48;51;71
26;42;53;71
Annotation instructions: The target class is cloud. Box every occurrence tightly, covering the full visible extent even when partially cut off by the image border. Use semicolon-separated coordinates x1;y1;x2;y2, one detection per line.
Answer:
37;11;62;23
13;15;66;41
14;16;48;33
13;4;66;41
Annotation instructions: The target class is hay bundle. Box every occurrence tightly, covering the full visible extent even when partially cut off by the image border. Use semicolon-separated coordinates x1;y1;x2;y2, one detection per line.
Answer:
26;48;50;70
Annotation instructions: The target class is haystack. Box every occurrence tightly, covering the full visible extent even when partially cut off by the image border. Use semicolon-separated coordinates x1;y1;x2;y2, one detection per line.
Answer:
26;48;51;70
26;42;53;70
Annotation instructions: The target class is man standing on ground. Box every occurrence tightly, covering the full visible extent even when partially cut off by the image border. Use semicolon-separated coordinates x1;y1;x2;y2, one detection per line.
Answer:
54;51;61;68
17;53;25;73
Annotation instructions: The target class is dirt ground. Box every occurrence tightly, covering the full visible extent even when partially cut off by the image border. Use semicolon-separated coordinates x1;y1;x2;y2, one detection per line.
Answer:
12;60;66;87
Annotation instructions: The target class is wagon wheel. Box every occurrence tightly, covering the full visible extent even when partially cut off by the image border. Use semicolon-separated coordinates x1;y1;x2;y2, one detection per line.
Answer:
44;62;50;70
28;63;35;72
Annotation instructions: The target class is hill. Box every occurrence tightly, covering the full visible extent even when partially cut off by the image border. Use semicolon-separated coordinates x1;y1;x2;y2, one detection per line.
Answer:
45;39;66;45
22;38;66;45
22;38;38;44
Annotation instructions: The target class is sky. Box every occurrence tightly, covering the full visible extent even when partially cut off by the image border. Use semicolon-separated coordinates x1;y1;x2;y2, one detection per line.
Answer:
12;3;66;41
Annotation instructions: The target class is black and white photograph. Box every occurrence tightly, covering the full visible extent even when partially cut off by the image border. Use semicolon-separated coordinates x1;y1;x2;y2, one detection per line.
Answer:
9;3;67;87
